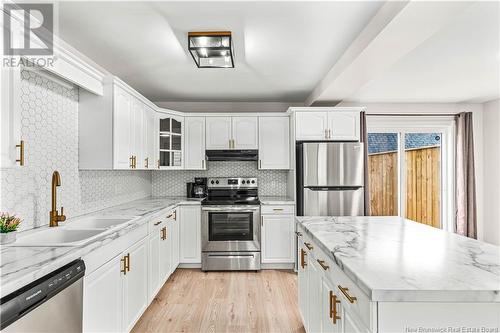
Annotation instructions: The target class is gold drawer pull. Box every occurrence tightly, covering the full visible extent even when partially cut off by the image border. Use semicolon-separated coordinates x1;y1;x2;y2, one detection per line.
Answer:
166;213;173;219
121;255;127;275
338;285;357;303
304;242;313;250
295;231;303;237
173;210;177;221
330;291;341;324
126;253;130;272
317;259;329;270
161;227;167;240
300;249;307;268
16;140;24;166
153;221;161;226
273;208;284;211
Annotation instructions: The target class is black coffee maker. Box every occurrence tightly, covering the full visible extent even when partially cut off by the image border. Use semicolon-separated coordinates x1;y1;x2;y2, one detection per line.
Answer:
187;177;207;198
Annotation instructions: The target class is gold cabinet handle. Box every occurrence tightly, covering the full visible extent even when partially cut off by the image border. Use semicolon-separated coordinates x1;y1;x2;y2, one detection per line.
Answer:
300;248;307;269
157;159;160;169
338;285;357;303
166;213;173;219
121;255;127;275
16;140;24;166
273;208;284;211
173;210;177;221
295;231;303;237
328;129;332;139
126;253;130;272
325;129;328;139
129;155;134;168
145;157;149;168
330;291;341;324
317;259;329;270
161;226;167;240
133;156;137;169
153;221;162;226
259;160;262;169
304;242;313;250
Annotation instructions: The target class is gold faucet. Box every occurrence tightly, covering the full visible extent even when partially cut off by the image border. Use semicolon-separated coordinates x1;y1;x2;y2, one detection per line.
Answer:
49;171;66;227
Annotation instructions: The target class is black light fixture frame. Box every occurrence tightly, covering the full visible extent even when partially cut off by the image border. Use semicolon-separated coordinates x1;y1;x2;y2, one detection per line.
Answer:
188;31;234;68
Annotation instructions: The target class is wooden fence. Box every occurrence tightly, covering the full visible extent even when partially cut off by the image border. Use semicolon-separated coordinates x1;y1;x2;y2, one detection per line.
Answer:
368;146;441;228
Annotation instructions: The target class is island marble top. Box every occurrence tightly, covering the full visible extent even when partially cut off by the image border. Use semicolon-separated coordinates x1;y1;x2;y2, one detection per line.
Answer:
296;216;500;302
0;196;201;298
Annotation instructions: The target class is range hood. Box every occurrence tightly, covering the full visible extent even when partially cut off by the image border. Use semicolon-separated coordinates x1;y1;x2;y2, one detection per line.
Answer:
205;150;258;161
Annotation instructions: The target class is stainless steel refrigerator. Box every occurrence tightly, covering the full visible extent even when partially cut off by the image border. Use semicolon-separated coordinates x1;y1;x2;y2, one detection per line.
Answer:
296;142;365;216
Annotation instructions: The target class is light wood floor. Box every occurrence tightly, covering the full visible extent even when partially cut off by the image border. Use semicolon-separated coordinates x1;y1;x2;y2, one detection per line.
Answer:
132;269;305;333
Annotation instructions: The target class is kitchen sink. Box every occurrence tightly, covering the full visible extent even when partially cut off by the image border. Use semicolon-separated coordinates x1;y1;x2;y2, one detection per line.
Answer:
11;228;105;247
65;217;131;229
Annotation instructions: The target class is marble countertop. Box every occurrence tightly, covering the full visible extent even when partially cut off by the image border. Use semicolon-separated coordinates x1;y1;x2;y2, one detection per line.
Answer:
259;196;295;205
0;196;201;298
296;216;500;302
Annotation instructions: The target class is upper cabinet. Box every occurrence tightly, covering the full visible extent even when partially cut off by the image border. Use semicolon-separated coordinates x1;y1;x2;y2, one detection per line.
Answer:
184;117;206;170
158;114;184;169
294;109;360;141
206;117;232;150
258;117;290;169
232;117;258;149
206;116;258;150
79;77;158;170
1;67;23;169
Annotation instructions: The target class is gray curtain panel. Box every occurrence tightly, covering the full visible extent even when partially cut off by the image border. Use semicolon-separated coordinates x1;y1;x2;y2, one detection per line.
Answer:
455;112;477;238
360;112;370;216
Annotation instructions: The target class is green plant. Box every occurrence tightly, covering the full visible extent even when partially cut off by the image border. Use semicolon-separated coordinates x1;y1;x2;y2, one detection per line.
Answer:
0;213;22;233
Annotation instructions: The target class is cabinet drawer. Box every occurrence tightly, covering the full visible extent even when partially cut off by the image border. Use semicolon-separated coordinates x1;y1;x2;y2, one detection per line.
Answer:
315;247;374;330
261;205;294;215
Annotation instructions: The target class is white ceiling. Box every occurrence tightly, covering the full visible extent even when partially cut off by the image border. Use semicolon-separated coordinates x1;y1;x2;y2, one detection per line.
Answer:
57;1;383;103
345;1;500;104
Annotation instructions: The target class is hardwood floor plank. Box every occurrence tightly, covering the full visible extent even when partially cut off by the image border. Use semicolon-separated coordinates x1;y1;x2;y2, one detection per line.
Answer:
132;269;305;333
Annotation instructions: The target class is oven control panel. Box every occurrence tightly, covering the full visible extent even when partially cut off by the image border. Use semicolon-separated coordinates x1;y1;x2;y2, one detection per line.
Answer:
207;177;258;188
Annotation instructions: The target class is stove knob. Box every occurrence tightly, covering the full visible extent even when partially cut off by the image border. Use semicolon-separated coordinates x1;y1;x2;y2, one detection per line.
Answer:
215;180;219;184
251;180;255;184
211;180;215;184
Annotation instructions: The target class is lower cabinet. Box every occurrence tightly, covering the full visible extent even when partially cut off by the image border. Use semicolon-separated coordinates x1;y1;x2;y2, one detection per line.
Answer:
261;204;295;264
159;222;171;284
83;237;148;333
123;238;149;332
83;255;123;333
180;205;201;264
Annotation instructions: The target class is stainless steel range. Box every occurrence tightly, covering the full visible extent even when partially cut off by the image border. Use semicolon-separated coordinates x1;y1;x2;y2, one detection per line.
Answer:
201;177;261;271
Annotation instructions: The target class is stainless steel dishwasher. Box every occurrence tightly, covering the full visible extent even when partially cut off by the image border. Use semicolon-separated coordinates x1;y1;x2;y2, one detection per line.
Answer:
0;259;85;333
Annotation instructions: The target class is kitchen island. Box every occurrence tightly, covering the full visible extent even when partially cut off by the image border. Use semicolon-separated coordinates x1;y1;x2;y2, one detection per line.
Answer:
296;216;500;332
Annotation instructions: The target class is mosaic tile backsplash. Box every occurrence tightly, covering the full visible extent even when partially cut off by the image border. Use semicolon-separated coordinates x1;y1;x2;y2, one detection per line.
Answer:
152;161;288;197
0;70;151;231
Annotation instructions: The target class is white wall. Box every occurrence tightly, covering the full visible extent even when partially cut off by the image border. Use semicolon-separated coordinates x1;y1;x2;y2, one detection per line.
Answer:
338;102;488;241
482;99;500;245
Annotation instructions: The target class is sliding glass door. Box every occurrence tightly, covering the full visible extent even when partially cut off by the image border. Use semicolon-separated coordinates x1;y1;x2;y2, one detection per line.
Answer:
367;117;454;230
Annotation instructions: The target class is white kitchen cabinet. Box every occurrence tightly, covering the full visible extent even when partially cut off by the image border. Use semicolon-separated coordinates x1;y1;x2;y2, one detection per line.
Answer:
308;256;323;333
148;220;163;302
232;116;258;149
295;110;360;141
261;215;295;263
158;113;184;169
184;117;206;170
0;66;22;169
83;254;123;333
296;111;329;140
80;78;155;170
159;222;172;284
206;116;232;149
206;116;258;150
298;239;309;332
328;112;360;141
113;85;134;169
123;237;148;332
258;117;290;169
170;208;180;271
140;106;157;170
180;205;201;264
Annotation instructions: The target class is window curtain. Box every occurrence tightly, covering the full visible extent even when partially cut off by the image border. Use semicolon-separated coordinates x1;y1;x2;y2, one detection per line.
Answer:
360;112;370;216
455;112;477;238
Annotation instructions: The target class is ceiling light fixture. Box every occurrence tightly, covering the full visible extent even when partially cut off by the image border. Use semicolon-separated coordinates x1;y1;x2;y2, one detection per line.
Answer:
188;31;234;68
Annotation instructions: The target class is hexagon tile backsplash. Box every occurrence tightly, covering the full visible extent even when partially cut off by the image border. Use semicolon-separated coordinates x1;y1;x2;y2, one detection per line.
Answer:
0;70;151;231
152;161;288;197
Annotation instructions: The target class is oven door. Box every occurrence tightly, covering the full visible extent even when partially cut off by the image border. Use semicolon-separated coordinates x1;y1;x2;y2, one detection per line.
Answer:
202;206;260;252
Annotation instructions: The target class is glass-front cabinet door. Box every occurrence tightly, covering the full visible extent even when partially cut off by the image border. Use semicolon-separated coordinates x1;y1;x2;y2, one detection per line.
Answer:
158;114;183;169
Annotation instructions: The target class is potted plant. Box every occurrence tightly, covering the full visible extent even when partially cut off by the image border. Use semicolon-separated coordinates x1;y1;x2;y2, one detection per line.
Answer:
0;213;22;245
